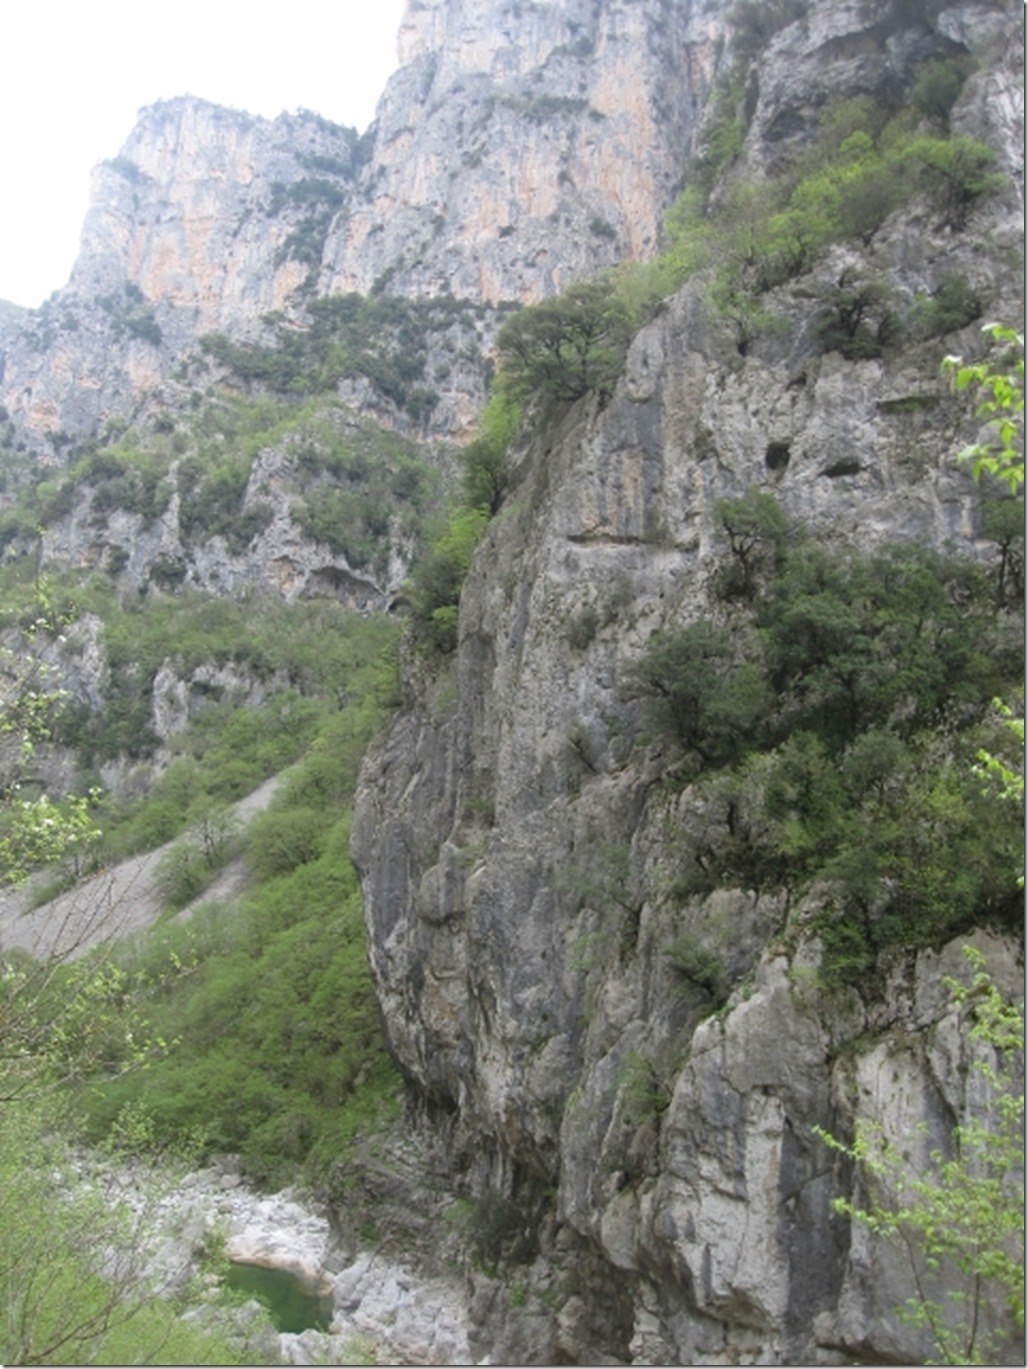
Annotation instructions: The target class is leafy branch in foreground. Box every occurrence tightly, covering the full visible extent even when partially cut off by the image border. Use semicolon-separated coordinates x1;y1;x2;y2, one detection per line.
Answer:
944;321;1025;492
816;949;1024;1365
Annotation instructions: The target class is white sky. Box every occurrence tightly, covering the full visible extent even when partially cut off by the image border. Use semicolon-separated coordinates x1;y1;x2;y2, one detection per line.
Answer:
0;0;407;309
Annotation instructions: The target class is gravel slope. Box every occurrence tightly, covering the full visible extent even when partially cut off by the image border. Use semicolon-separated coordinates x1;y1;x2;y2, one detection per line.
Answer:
0;774;282;962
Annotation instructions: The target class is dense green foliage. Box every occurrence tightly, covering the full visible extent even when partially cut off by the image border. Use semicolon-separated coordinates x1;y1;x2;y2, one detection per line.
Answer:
286;410;438;573
0;624;272;1365
0;572;396;794
0;576;403;1189
945;322;1025;492
0;393;440;587
0;1099;254;1365
80;695;402;1185
495;277;639;406
661;95;1000;353
630;495;1023;986
407;387;523;652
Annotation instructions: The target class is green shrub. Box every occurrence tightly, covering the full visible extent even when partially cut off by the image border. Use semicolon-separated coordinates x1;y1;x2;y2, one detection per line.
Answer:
154;839;211;911
409;506;490;653
712;488;793;601
460;387;523;514
246;806;327;881
664;935;730;1005
641;499;1023;980
910;272;984;340
909;54;977;128
814;269;903;359
628;620;771;767
900;134;1003;229
496;277;637;406
465;1191;540;1272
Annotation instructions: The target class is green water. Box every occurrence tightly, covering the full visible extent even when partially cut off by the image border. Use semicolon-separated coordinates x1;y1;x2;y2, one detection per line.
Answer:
225;1260;333;1334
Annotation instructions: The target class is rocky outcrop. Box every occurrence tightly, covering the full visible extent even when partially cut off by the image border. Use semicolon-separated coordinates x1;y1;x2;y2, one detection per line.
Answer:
350;3;1025;1361
40;436;403;610
353;316;1024;1365
0;0;1022;1361
321;0;719;304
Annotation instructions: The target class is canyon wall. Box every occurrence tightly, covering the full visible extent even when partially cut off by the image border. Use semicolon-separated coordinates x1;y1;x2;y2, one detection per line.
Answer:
349;1;1025;1362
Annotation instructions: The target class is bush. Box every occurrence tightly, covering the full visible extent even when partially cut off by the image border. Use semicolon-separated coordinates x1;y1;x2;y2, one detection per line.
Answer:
901;134;1003;229
461;387;523;515
909;54;977;128
664;935;730;1005
246;806;327;881
409;507;489;652
814;269;903;359
154;839;211;910
628;619;771;767
712;488;793;600
910;272;984;339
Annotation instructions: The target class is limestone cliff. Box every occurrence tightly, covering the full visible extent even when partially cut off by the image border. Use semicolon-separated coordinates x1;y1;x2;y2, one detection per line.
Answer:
0;0;1021;1361
321;0;718;303
0;0;718;455
349;1;1025;1363
1;102;359;451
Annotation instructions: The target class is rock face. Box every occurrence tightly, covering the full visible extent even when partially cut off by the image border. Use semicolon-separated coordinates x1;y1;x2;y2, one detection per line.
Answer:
0;0;718;455
1;102;359;451
0;0;1022;1362
38;415;414;609
321;0;718;303
350;1;1025;1363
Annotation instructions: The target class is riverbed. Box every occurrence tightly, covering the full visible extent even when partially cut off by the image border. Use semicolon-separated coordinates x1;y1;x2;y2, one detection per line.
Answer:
126;1154;475;1366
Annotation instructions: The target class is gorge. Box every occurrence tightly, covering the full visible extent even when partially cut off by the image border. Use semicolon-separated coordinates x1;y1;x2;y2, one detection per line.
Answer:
0;1;1023;1365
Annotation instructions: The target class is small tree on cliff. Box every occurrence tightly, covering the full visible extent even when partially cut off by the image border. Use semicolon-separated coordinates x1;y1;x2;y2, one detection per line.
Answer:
496;276;636;406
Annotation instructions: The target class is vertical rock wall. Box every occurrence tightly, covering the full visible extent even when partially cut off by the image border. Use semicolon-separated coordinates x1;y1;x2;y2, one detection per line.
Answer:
351;5;1024;1358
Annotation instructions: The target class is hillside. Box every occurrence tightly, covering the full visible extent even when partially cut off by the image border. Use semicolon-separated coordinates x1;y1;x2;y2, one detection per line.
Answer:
0;0;1023;1365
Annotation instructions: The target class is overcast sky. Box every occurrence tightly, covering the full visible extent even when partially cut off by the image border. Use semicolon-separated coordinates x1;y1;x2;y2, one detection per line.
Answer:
0;1;407;309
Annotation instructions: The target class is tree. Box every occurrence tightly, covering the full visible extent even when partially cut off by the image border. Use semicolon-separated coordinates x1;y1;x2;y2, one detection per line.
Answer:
713;487;793;601
816;949;1024;1365
496;277;635;405
945;321;1025;875
629;619;770;767
460;386;523;515
902;135;1003;230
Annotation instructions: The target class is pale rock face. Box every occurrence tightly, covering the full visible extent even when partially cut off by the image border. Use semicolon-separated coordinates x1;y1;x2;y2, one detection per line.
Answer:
2;99;358;450
323;0;720;303
38;432;408;609
70;100;355;336
1;1;721;454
